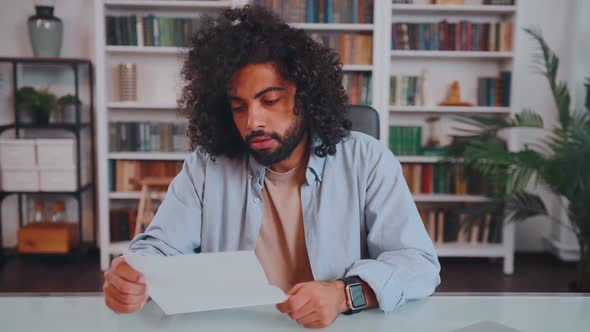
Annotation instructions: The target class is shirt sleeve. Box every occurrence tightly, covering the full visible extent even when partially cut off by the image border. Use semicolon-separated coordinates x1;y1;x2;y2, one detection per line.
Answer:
345;145;441;312
128;151;205;256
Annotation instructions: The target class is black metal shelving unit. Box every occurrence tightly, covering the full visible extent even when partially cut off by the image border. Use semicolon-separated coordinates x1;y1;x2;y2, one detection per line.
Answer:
0;57;97;261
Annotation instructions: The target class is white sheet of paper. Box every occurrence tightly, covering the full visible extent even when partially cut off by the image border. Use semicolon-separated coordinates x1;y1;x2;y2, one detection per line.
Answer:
123;251;287;315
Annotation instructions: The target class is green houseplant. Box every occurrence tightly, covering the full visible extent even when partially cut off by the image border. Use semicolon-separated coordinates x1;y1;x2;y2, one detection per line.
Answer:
447;29;590;291
16;87;80;124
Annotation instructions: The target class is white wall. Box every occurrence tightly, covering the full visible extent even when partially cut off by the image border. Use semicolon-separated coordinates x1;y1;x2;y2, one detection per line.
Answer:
511;0;588;251
0;0;95;247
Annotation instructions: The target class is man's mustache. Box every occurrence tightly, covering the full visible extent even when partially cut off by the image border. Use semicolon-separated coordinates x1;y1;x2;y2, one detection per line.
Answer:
245;130;282;144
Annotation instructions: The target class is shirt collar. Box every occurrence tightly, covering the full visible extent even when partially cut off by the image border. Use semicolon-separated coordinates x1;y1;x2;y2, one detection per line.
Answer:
247;135;326;185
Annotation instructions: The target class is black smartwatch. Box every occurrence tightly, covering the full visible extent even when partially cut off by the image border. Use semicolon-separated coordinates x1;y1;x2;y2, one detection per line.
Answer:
339;276;367;315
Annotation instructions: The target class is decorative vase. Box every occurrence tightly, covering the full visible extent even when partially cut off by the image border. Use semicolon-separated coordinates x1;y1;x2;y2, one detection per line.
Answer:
27;6;63;57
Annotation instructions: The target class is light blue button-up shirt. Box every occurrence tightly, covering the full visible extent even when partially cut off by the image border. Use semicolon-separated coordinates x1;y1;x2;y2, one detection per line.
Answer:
129;131;441;312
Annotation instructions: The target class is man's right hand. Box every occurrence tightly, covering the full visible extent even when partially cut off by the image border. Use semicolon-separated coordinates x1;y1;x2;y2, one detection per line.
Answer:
103;256;148;314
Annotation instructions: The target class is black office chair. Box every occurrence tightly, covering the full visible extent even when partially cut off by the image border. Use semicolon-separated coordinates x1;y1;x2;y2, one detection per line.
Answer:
345;104;380;140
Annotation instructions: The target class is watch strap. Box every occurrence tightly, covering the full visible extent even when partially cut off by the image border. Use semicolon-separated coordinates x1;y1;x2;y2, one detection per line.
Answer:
340;276;365;315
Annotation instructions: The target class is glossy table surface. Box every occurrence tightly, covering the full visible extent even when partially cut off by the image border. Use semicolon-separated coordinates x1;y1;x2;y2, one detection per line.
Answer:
0;293;588;331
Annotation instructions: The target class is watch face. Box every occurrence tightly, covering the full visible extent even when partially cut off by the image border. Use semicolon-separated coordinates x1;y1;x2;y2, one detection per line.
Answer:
349;284;366;309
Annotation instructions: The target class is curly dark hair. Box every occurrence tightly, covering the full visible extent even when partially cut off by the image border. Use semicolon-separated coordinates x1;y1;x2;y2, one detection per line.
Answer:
178;5;351;159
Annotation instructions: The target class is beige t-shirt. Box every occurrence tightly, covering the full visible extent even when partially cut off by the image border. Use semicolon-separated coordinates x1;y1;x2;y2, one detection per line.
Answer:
254;161;314;292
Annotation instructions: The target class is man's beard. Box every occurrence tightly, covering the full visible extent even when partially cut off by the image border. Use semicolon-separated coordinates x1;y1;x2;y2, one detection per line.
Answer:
245;119;306;167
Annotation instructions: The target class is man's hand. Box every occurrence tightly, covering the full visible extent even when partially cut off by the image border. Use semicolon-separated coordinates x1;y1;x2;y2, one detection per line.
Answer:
103;256;148;314
276;281;348;329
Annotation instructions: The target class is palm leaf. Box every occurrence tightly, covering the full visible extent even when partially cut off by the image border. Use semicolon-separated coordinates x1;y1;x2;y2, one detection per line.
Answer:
503;192;548;222
525;28;571;130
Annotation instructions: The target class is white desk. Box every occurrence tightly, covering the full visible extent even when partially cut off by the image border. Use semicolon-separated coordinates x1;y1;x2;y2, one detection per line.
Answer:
0;294;588;331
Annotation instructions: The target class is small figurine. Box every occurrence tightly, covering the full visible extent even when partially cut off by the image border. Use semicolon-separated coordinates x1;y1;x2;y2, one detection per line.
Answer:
439;81;473;106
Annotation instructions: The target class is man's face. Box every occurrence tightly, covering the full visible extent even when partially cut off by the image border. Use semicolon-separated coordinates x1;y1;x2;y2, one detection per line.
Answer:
228;63;305;166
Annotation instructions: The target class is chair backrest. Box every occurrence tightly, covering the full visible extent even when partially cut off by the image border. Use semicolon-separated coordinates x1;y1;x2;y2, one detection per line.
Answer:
345;104;380;139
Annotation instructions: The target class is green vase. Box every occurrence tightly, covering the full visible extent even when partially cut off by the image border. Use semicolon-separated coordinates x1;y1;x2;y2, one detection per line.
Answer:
27;6;63;57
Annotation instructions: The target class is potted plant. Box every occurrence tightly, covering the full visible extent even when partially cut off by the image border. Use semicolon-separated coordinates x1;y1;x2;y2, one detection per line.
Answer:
16;87;80;124
447;29;590;291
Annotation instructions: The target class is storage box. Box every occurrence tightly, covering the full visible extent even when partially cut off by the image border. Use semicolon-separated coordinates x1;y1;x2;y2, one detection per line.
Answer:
39;167;77;191
0;168;39;191
17;222;79;254
36;139;76;168
0;139;37;169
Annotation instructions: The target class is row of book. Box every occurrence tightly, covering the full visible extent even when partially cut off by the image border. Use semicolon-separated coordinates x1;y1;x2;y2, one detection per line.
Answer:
309;33;373;65
389;75;421;106
477;71;512;107
106;15;202;47
402;163;491;196
253;0;374;24
110;208;138;242
420;209;502;244
109;160;182;192
389;126;422;156
392;20;513;52
109;122;189;153
343;72;372;105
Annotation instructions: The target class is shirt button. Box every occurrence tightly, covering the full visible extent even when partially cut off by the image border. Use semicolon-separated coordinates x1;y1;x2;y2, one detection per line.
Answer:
254;198;261;203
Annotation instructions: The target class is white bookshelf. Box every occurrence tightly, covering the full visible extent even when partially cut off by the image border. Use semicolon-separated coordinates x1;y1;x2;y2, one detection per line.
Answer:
413;194;488;203
389;105;511;114
105;0;233;9
108;152;187;160
95;0;382;270
391;50;513;59
382;0;518;274
108;101;177;109
397;155;442;163
390;4;516;14
289;23;375;31
95;0;517;273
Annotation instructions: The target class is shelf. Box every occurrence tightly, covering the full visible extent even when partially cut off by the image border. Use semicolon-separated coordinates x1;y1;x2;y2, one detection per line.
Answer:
390;50;513;59
0;57;92;65
109;152;187;160
106;46;188;55
389;106;511;115
413;194;489;203
0;183;94;197
398;156;443;163
289;23;374;31
108;101;177;109
0;123;91;134
109;191;166;200
108;241;131;255
435;243;505;257
391;4;517;15
342;64;373;71
104;0;233;9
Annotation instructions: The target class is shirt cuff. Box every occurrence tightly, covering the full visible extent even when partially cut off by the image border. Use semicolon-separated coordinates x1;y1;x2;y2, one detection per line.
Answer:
345;259;405;313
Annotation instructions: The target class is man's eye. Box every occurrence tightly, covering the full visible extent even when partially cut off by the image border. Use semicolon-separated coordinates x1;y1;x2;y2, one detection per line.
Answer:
263;98;279;106
231;106;245;112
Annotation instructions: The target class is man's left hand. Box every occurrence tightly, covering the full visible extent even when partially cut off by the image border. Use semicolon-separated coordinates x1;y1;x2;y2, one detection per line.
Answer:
276;280;348;329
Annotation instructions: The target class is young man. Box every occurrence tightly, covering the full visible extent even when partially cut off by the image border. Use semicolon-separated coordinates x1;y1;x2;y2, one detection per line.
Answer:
103;5;440;329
